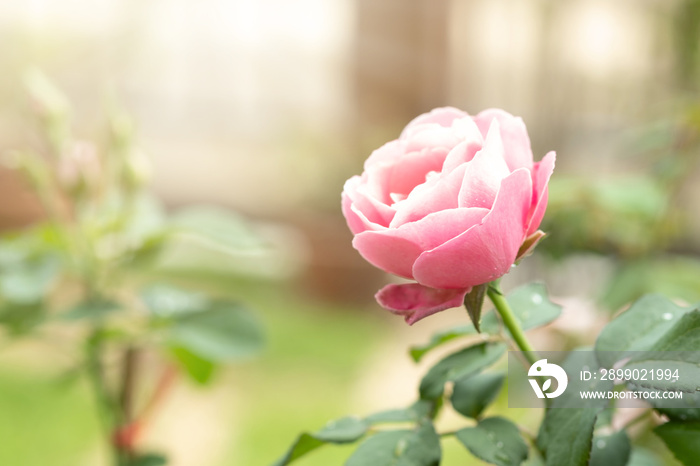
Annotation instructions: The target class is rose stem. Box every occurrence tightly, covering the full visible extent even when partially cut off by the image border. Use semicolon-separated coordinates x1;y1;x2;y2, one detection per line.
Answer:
487;283;538;366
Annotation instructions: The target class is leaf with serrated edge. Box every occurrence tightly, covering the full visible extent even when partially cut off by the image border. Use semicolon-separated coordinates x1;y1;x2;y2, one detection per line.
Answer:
456;417;528;466
273;417;369;466
451;372;505;419
419;342;505;400
595;294;692;368
345;422;440;466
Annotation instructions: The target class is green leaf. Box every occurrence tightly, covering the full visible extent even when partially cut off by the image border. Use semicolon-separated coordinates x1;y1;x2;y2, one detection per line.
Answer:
621;309;700;393
455;417;528;466
451;371;505;419
654;421;700;466
650;390;700;422
345;421;440;466
59;299;120;321
409;325;474;363
639;308;700;352
595;294;693;368
133;453;168;466
589;431;631;466
419;342;505;400
0;255;60;304
141;284;208;317
480;283;562;333
0;302;45;334
365;400;434;424
315;417;369;443
169;346;216;385
464;284;488;333
537;350;607;466
273;417;369;466
536;407;600;466
626;447;663;466
167;301;264;361
273;434;326;466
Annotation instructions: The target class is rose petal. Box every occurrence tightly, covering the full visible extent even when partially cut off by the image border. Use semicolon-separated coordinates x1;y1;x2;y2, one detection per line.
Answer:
342;191;367;235
401;107;469;138
413;169;533;289
353;232;423;279
355;207;489;278
364;140;403;170
365;147;449;204
376;283;470;325
342;177;386;234
388;147;449;196
474;109;533;171
349;183;396;227
390;163;467;227
441;136;484;173
526;151;556;235
403;125;466;153
458;120;511;209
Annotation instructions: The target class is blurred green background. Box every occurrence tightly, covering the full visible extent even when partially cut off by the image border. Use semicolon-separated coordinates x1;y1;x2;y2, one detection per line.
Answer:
1;0;700;465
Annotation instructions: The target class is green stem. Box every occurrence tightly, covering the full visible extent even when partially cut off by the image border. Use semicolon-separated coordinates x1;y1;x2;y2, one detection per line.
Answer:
487;283;538;366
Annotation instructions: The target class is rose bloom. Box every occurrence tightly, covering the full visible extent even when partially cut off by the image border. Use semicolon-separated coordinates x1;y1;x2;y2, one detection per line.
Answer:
342;107;555;324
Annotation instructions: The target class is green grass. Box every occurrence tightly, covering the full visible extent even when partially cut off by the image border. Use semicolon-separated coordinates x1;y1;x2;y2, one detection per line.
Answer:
0;369;101;465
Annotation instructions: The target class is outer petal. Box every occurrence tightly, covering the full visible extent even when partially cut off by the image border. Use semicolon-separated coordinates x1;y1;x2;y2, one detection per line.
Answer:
474;109;533;171
526;151;556;235
401;107;469;138
458;120;511;209
376;283;469;325
342;177;385;234
413;169;533;289
342;191;367;235
354;207;489;278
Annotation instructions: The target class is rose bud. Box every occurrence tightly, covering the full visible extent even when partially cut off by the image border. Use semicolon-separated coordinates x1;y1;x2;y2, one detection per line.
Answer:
341;107;555;324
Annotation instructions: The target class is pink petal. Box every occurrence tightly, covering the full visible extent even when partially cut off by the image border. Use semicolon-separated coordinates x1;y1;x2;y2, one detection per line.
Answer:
390;164;467;227
474;109;533;171
342;190;367;235
353;231;423;279
403;125;465;153
458;121;511;209
401;107;469;138
365;147;448;204
376;283;470;325
388;147;449;196
526;151;556;235
342;177;386;234
349;183;396;227
354;207;489;278
441;137;484;173
364;140;403;170
413;169;533;289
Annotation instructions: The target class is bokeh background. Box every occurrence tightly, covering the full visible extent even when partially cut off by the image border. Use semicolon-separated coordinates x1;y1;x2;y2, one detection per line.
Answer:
1;1;699;465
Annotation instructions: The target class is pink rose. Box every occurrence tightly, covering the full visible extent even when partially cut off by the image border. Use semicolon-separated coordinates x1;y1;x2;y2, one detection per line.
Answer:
341;107;555;324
